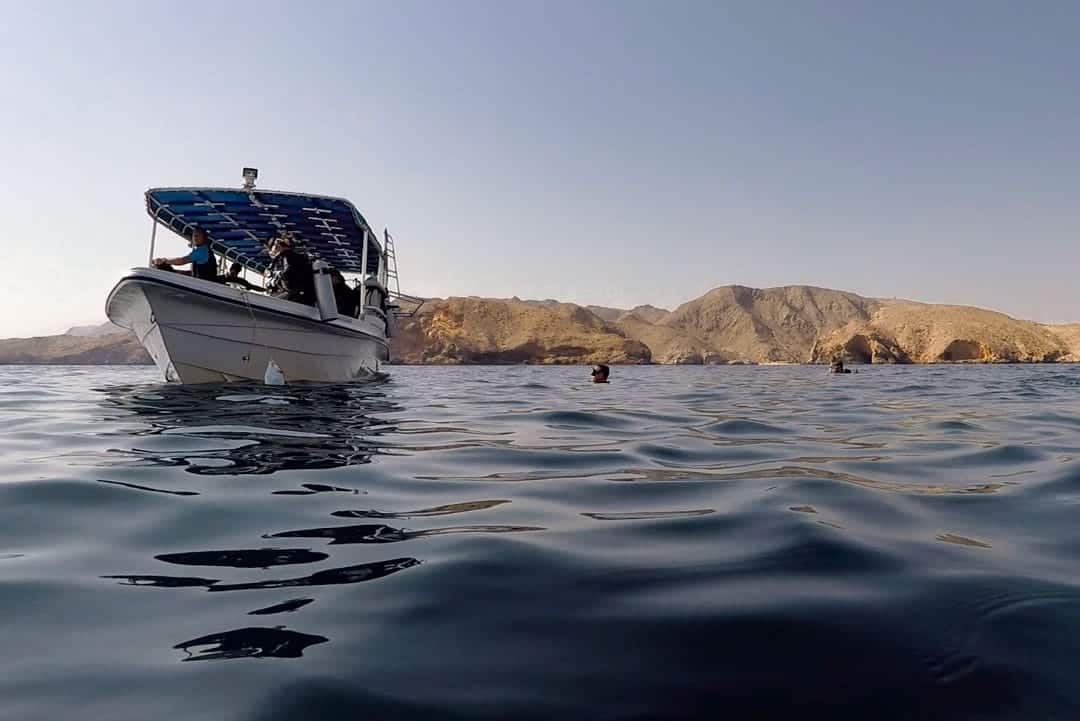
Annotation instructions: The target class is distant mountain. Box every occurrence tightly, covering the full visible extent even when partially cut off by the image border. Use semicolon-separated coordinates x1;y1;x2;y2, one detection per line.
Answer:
617;305;670;324
623;285;879;364
3;286;1079;366
583;305;627;323
65;321;125;338
0;332;150;364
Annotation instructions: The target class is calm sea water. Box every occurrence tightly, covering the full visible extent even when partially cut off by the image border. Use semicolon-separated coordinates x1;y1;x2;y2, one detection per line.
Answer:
1;364;1079;720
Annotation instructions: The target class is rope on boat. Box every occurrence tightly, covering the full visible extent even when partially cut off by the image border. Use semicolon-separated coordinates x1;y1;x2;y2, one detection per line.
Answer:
240;290;260;365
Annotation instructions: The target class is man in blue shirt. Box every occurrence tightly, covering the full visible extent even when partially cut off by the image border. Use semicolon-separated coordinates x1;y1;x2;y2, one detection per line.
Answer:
153;227;218;281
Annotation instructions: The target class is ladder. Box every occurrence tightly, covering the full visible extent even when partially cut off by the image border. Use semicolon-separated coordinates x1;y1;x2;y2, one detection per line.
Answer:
383;229;401;297
382;228;424;318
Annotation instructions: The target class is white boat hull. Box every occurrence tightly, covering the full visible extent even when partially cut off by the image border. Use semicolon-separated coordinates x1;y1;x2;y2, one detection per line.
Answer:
106;268;390;384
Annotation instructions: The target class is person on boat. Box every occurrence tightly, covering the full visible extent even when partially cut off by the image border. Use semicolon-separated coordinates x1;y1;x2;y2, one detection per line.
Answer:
152;227;218;281
330;267;357;316
591;364;610;383
830;358;853;374
266;235;316;305
225;262;263;291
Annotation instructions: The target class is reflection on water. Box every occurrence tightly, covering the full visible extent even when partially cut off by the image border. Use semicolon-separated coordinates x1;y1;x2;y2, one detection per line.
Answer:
2;365;1080;720
175;627;328;662
97;479;200;496
272;483;362;495
265;523;543;544
331;499;511;518
105;558;421;592
88;380;425;666
248;598;314;616
96;382;397;475
102;574;220;588
207;558;421;592
155;548;329;568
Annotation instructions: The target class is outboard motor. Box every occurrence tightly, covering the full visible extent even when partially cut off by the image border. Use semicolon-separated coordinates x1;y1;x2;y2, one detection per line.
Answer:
312;260;338;321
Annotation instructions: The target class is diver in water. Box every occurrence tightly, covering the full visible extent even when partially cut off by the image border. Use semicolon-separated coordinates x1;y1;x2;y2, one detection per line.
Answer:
830;358;853;374
591;364;610;383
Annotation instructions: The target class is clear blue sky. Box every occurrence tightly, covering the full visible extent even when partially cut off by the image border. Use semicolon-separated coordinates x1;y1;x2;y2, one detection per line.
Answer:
1;0;1077;337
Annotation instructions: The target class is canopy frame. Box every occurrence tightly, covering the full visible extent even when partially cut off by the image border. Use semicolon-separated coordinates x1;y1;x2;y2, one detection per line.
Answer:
144;186;384;275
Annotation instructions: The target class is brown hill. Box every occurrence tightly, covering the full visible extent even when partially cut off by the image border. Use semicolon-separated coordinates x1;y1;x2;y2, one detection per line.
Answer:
626;285;879;364
811;302;1076;363
615;312;719;365
0;332;151;364
617;305;670;324
584;305;627;323
1044;324;1080;361
65;321;126;338
390;297;651;364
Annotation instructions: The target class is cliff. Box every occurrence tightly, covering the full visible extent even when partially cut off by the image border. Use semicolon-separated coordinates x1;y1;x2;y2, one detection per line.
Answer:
810;302;1080;364
390;297;651;364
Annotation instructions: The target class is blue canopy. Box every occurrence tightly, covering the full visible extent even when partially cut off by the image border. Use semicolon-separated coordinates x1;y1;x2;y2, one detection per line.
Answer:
145;187;383;274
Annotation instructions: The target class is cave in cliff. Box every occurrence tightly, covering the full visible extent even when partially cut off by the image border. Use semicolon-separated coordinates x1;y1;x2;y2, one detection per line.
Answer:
843;335;873;363
938;339;987;362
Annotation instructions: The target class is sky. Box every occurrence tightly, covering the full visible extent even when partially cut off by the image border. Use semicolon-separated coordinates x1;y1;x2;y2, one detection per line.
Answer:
1;0;1078;337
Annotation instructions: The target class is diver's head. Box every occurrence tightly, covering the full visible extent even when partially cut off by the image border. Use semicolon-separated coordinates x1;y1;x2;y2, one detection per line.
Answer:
269;235;293;258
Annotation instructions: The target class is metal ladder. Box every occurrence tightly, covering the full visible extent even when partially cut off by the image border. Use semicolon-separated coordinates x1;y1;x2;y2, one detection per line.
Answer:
383;229;401;297
383;229;424;318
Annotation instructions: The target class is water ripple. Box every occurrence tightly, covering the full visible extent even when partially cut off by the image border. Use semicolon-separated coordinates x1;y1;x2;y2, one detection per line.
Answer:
1;364;1080;720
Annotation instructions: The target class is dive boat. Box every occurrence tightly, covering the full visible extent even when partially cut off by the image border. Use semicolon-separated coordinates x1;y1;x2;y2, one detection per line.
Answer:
106;168;420;384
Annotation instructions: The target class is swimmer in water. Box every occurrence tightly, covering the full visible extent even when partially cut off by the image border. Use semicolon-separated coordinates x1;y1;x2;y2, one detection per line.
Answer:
590;364;610;383
830;358;853;374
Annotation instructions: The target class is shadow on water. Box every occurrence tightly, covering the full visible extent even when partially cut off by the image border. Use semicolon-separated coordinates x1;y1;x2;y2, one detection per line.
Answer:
264;523;543;545
94;381;423;660
102;557;421;592
155;548;329;568
95;381;399;475
174;627;328;662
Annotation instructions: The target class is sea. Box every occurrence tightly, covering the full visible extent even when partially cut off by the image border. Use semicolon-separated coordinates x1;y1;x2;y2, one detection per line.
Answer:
1;363;1079;721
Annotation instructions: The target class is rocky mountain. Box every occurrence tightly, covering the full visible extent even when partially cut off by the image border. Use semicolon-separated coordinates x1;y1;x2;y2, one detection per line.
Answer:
618;305;671;325
811;302;1080;363
0;332;150;364
65;321;126;338
3;286;1078;365
621;285;880;364
583;305;626;323
391;297;650;364
1046;324;1080;358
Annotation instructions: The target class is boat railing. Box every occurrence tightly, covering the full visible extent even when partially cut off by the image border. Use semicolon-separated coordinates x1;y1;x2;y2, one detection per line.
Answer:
388;291;425;318
361;304;387;321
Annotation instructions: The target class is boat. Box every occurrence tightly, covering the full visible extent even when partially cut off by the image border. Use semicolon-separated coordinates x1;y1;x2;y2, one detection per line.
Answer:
106;168;421;384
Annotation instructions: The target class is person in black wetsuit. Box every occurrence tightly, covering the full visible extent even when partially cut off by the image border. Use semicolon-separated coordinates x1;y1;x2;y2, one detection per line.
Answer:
225;262;263;291
266;236;316;305
591;364;610;383
329;268;357;316
830;358;853;374
153;227;218;281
